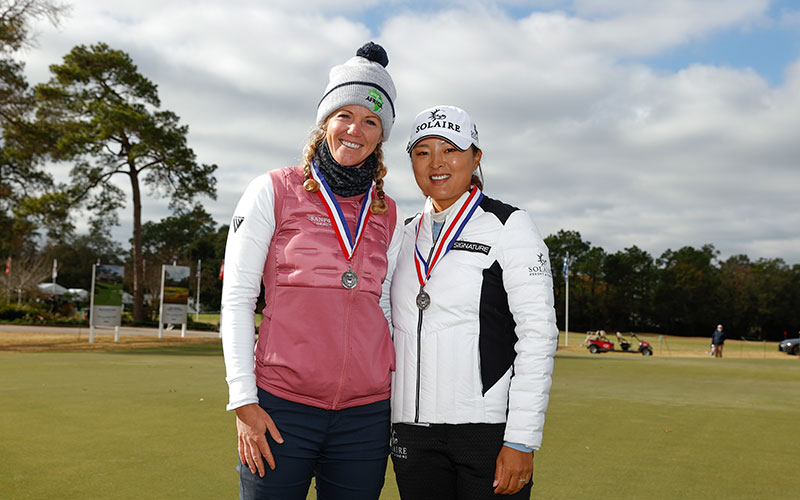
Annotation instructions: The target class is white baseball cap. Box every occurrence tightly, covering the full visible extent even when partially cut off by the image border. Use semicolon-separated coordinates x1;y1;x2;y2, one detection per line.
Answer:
407;105;479;153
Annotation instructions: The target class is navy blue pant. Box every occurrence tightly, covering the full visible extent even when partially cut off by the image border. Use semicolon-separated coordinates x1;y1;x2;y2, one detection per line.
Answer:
238;388;390;500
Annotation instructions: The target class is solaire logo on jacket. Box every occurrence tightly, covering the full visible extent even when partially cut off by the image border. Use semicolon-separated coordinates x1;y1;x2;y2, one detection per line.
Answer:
528;253;552;278
414;108;462;134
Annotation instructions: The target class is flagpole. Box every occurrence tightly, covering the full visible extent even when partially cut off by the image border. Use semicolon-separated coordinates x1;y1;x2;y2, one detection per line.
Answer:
52;258;58;312
4;257;10;302
158;264;166;339
89;263;96;344
564;252;569;347
195;259;201;322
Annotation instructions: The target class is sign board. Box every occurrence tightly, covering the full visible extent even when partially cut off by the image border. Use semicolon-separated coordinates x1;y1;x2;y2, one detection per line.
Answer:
161;265;190;324
91;264;124;327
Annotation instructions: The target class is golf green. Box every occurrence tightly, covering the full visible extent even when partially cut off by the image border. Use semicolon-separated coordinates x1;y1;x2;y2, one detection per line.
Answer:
1;344;798;499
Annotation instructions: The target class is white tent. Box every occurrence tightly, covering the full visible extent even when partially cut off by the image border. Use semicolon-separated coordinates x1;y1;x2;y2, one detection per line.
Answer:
66;288;89;300
37;282;69;295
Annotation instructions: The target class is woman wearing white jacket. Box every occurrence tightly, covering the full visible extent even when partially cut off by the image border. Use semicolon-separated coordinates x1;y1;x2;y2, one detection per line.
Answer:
390;105;558;499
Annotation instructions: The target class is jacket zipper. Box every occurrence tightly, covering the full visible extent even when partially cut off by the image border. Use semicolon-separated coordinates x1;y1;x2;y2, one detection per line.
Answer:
414;286;424;423
332;284;356;409
415;238;438;423
332;214;362;409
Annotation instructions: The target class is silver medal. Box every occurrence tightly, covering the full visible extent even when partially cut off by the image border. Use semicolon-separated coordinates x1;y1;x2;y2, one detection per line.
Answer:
341;270;358;289
416;290;431;310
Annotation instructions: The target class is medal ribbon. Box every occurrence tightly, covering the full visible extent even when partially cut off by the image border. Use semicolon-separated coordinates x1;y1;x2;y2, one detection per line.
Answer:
414;185;484;287
311;161;374;261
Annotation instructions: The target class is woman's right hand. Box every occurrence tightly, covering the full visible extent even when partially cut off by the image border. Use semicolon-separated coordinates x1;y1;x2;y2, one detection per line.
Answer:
235;403;284;477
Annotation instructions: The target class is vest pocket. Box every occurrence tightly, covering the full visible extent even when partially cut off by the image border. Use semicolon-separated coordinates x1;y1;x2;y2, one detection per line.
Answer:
256;286;346;403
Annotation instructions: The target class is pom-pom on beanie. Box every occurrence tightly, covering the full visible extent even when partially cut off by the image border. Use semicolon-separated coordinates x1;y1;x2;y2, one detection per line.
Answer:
316;42;397;141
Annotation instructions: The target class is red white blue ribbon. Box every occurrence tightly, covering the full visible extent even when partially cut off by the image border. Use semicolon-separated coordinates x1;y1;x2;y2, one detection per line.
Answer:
310;161;374;261
414;185;484;287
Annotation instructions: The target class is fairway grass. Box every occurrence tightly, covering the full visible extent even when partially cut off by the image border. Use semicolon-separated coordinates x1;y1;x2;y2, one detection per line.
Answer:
1;338;798;499
539;354;800;499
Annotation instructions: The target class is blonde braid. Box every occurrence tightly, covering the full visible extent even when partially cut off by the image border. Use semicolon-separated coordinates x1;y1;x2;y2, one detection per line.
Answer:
370;141;389;214
302;127;326;192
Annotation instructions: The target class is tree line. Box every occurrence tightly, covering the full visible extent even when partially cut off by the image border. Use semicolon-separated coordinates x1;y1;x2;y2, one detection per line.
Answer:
545;230;800;341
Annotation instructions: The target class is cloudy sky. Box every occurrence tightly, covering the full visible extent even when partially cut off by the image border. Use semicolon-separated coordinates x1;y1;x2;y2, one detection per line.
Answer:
19;0;800;264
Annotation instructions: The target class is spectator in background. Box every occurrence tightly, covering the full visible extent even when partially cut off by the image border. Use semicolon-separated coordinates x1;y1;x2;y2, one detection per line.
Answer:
712;324;726;358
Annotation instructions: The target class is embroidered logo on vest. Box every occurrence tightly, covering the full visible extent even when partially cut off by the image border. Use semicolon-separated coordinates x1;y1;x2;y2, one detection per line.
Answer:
308;215;332;227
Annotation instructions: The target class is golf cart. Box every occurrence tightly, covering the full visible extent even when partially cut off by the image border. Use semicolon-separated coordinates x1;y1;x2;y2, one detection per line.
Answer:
584;330;653;356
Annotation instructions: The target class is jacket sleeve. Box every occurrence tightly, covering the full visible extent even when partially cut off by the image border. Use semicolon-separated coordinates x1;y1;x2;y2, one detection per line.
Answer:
380;204;405;334
220;173;276;411
498;210;558;450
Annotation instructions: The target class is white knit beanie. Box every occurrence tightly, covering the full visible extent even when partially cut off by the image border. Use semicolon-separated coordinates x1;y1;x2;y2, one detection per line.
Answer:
316;42;397;141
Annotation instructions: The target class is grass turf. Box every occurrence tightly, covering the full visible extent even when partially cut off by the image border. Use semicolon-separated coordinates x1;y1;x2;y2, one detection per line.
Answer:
1;336;798;499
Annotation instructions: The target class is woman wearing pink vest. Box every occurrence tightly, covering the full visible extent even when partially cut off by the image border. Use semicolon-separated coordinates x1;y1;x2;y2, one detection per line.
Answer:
220;42;403;500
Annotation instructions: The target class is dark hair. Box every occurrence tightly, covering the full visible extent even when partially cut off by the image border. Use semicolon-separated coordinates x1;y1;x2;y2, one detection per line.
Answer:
470;144;484;190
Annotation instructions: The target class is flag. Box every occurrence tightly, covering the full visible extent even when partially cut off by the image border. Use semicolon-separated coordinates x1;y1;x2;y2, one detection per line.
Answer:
218;260;224;281
52;259;58;281
563;252;569;281
4;257;10;276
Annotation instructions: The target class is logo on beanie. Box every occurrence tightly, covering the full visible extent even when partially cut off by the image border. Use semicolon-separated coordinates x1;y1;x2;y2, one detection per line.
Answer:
415;108;461;135
366;89;383;112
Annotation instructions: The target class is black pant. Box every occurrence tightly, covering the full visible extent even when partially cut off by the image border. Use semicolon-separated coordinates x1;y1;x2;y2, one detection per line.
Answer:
391;423;533;500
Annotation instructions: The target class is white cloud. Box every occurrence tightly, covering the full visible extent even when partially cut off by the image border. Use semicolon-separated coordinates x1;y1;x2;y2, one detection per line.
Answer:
779;8;800;28
18;0;800;265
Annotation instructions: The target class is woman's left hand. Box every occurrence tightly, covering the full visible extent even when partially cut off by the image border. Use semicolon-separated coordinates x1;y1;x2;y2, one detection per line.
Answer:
493;446;533;495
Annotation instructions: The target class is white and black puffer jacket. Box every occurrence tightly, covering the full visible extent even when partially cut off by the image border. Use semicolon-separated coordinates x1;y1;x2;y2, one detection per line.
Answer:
390;191;558;450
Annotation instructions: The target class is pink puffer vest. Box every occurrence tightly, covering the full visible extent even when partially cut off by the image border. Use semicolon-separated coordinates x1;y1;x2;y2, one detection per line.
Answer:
255;165;397;410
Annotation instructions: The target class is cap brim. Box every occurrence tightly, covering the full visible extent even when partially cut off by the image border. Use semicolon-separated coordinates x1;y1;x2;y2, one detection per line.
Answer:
407;133;472;153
